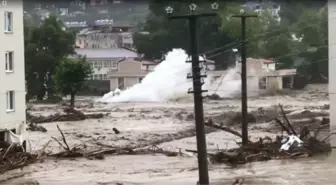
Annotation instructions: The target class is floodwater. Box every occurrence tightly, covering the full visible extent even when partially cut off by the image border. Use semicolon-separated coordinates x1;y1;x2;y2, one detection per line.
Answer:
4;150;336;185
4;84;334;185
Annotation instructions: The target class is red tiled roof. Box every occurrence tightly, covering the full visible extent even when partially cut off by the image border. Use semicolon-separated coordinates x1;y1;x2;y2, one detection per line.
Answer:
263;59;275;64
141;60;157;65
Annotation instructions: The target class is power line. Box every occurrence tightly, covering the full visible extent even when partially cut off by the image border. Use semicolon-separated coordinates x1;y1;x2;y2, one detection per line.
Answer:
204;10;332;59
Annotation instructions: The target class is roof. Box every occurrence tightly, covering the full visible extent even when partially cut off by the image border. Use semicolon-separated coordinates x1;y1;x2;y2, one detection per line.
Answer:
141;60;157;65
263;59;275;64
74;48;138;58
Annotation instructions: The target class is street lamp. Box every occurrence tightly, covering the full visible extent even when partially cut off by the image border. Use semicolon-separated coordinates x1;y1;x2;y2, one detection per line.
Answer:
165;3;219;185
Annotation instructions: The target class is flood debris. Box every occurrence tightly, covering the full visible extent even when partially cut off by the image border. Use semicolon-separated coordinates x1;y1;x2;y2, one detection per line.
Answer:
113;128;120;134
206;104;332;166
50;125;188;160
26;107;108;124
27;123;47;132
0;142;40;174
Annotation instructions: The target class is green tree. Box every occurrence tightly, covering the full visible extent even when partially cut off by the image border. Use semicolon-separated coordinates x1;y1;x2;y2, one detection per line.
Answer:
134;1;235;69
219;2;283;58
294;6;328;81
54;57;92;107
25;16;76;100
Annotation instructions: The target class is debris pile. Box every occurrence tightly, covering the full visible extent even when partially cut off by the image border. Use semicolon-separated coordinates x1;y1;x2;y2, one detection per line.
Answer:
26;107;108;124
0;143;39;174
50;125;186;160
206;104;332;166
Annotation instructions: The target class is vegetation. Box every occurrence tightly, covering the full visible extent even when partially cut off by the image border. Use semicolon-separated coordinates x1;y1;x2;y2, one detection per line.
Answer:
54;57;92;107
25;15;92;105
134;1;328;81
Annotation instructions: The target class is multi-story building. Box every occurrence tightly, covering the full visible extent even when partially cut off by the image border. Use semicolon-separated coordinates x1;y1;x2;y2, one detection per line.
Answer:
76;24;134;49
0;0;26;139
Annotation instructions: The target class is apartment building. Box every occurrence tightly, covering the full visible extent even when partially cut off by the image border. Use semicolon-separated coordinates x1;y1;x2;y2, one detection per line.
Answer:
76;24;134;49
0;0;26;137
328;0;336;147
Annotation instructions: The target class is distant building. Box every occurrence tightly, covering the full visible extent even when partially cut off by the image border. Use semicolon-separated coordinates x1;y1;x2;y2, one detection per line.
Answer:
72;48;157;91
108;59;158;90
76;24;134;49
73;48;139;80
209;58;296;94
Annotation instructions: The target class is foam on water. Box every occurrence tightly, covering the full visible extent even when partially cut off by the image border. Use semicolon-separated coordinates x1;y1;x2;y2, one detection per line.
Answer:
99;49;242;103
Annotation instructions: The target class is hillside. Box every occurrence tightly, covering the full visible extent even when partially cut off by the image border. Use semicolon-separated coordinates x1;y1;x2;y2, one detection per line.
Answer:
23;0;149;26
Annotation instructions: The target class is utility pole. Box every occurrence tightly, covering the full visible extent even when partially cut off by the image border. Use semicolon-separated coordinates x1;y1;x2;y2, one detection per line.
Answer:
232;10;257;146
165;3;218;185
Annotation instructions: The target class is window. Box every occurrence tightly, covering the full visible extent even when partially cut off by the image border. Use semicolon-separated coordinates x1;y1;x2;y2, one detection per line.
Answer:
259;77;267;89
97;61;102;68
6;91;14;111
103;74;107;80
5;51;13;72
117;77;124;89
4;12;13;32
98;74;103;80
103;61;109;68
93;74;98;80
111;61;117;68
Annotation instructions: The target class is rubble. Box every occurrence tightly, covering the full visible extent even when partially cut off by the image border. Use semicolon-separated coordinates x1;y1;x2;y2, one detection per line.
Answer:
206;104;332;166
50;125;186;159
27;123;47;132
26;107;108;124
0;142;41;175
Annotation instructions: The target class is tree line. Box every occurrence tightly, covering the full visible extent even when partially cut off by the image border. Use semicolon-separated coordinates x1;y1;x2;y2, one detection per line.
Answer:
24;16;92;107
133;1;328;82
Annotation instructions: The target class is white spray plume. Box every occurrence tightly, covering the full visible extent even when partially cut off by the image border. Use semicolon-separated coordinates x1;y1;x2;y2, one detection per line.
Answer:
99;48;253;103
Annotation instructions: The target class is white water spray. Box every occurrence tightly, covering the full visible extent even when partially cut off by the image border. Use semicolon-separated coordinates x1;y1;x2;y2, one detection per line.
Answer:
99;49;248;103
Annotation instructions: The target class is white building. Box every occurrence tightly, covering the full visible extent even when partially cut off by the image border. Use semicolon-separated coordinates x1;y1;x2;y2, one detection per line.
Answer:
328;0;336;147
0;0;26;140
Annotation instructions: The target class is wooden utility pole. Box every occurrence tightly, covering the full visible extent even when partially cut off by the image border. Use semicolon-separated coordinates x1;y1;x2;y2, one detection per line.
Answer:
166;3;218;185
232;11;257;146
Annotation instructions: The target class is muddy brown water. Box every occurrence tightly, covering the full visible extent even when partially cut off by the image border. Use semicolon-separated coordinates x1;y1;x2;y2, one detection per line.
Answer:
3;150;336;185
13;88;331;185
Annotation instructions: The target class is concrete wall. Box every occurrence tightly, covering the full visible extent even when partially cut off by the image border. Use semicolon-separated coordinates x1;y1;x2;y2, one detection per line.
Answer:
0;0;26;131
329;0;336;146
109;77;140;90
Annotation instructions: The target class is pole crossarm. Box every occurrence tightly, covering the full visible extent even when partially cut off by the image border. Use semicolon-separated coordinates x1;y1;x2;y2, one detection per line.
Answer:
168;13;217;20
167;10;219;185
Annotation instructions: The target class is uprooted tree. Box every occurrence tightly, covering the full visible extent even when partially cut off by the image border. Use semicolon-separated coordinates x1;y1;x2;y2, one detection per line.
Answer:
54;56;92;107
